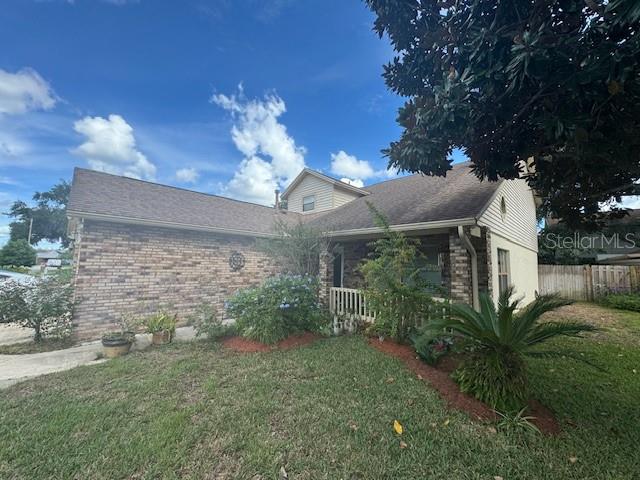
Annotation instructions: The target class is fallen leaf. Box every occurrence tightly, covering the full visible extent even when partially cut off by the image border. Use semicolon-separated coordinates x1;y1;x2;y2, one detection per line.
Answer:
279;466;288;479
386;377;395;384
569;456;578;464
494;476;504;480
393;420;403;435
443;419;450;426
399;441;408;449
417;374;424;380
487;427;497;435
348;421;358;431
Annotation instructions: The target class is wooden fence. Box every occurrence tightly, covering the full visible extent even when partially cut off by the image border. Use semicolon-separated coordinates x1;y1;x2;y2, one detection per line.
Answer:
538;264;640;301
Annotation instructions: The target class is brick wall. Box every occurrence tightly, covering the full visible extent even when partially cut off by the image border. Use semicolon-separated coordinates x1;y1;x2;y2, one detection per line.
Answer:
447;229;473;304
72;220;278;339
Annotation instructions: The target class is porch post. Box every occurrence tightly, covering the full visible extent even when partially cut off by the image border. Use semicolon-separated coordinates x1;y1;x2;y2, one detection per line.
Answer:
318;247;333;307
447;228;473;305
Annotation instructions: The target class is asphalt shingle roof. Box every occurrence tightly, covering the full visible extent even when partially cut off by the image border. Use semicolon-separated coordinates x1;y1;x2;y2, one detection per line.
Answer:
68;163;503;235
306;162;502;232
68;168;298;236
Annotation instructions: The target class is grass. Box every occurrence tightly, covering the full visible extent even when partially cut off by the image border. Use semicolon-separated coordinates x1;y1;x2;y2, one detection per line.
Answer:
0;338;74;355
1;304;639;479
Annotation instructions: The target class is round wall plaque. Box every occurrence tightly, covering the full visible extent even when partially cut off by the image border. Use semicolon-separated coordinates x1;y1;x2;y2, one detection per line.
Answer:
229;251;245;271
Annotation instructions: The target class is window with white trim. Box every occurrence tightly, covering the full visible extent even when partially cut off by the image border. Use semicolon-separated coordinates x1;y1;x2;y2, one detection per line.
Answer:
497;248;510;297
303;195;315;212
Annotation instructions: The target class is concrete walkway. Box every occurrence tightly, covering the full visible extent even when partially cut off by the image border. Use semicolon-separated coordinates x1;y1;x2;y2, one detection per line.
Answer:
0;327;196;390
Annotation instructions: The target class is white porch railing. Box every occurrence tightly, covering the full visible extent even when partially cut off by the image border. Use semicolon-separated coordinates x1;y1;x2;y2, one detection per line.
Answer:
329;286;448;335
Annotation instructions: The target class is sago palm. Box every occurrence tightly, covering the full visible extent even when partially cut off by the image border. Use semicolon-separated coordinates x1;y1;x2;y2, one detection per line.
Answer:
423;287;598;412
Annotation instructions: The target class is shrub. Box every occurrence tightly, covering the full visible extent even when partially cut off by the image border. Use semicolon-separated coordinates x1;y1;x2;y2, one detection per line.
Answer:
598;293;640;313
0;276;73;342
144;312;177;334
0;239;37;267
411;334;453;366
190;304;235;340
421;287;597;412
227;274;325;344
360;203;442;341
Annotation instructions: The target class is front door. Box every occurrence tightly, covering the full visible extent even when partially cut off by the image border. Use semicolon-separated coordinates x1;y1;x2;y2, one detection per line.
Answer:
332;253;343;287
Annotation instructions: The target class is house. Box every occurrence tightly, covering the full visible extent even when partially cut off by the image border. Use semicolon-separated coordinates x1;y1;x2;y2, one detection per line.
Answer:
36;250;61;268
67;162;539;339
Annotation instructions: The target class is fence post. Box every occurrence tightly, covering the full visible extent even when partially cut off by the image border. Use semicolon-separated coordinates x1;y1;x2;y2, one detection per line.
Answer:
585;265;594;301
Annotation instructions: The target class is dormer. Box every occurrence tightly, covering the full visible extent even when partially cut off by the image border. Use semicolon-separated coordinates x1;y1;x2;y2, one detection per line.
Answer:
281;168;369;214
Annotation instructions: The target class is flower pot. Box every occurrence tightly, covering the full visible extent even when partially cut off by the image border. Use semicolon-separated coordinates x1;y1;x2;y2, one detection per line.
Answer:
152;330;172;345
102;337;132;358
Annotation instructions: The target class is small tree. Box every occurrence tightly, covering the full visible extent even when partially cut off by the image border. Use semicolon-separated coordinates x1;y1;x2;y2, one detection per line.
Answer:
360;203;439;341
0;239;37;267
258;219;328;276
0;276;74;342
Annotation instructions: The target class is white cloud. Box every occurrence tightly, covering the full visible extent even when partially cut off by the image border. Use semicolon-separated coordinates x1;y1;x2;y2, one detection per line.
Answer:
0;68;57;116
329;150;376;188
72;114;156;180
340;177;364;188
175;167;199;184
211;85;306;205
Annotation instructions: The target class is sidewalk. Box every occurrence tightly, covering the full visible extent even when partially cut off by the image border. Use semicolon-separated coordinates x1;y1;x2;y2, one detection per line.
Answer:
0;327;196;389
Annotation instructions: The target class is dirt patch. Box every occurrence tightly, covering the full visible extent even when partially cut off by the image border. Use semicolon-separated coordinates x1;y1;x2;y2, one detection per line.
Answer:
369;338;560;434
222;332;320;353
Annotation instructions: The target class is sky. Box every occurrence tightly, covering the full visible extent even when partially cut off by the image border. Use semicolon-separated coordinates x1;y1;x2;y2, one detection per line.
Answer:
2;0;464;247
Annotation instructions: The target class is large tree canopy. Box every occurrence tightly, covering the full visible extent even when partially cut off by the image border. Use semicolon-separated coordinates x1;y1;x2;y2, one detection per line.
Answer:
365;0;640;227
6;181;71;247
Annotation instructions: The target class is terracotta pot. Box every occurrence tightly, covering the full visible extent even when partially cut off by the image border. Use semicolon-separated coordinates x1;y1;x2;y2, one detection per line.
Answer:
152;330;172;345
102;338;132;358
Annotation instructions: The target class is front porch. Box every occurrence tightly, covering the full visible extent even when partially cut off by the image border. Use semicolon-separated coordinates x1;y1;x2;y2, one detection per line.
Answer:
319;226;493;310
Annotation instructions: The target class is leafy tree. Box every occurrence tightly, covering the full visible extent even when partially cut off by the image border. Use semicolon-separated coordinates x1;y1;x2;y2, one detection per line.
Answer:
6;180;71;246
0;275;74;342
360;203;440;341
364;0;640;227
419;287;597;411
0;239;37;267
257;219;328;276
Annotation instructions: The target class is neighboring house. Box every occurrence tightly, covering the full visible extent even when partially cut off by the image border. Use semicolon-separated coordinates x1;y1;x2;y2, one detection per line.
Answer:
67;162;539;339
36;250;61;267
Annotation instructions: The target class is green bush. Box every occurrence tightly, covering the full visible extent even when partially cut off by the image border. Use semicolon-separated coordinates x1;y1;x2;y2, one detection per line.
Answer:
0;276;73;342
411;333;453;366
598;293;640;313
227;275;326;344
0;240;36;267
421;287;597;412
190;304;236;340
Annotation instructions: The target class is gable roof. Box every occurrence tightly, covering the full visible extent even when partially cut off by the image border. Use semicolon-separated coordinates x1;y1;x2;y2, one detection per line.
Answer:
68;163;505;237
280;168;370;199
67;168;298;237
306;162;503;233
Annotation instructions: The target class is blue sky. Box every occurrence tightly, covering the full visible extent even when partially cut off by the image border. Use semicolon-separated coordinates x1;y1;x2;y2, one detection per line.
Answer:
0;0;468;247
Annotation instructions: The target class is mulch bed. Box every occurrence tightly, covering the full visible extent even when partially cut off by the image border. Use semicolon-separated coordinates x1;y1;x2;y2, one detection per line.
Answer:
222;332;321;353
369;338;561;435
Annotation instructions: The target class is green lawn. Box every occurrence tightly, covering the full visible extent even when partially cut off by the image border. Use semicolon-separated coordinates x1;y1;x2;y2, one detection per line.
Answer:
1;304;639;479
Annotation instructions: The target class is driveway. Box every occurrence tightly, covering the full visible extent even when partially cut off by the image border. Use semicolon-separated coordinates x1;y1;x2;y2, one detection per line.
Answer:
0;327;196;389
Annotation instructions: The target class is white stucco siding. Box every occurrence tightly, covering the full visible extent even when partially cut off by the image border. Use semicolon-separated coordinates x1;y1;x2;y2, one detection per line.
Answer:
478;179;538;252
286;175;334;213
490;234;539;305
332;187;360;208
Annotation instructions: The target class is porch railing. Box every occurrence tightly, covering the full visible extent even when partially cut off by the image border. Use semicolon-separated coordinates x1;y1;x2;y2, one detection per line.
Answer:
329;287;448;335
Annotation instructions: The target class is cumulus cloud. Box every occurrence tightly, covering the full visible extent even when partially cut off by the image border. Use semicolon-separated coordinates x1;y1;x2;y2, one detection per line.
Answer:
340;177;364;188
329;150;376;188
72;114;156;180
175;167;199;184
0;68;57;115
211;85;306;205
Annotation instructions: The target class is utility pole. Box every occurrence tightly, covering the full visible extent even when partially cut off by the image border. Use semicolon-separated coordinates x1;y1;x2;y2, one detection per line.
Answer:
27;218;33;245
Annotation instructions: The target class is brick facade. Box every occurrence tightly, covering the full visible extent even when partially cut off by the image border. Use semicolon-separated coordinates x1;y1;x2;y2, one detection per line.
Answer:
72;220;277;339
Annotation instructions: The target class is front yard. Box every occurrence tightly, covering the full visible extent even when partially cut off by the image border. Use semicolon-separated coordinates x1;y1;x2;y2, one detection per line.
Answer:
1;303;639;479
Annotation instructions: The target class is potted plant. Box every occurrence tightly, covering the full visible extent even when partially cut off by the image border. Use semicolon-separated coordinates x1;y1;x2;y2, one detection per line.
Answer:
101;330;135;358
145;312;177;345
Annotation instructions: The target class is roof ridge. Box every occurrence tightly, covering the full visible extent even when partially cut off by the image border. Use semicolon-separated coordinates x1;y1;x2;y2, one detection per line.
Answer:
362;160;472;189
73;167;297;213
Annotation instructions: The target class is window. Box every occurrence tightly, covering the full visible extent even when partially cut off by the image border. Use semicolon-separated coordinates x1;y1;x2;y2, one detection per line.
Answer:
497;248;510;297
303;195;315;212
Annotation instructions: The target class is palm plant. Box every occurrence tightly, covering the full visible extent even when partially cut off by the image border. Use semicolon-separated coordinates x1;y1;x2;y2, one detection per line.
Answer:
421;287;598;412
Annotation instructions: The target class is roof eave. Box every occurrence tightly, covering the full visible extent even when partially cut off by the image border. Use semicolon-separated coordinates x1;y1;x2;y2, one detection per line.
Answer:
325;217;477;239
67;210;279;238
